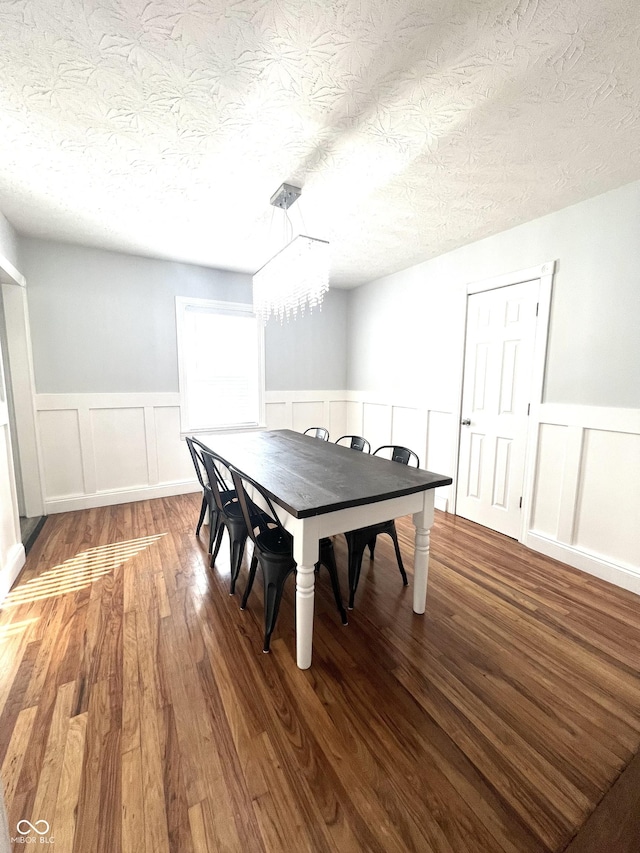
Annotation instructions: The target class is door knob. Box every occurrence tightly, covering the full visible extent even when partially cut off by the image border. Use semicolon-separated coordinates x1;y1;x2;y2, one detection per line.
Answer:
461;418;471;426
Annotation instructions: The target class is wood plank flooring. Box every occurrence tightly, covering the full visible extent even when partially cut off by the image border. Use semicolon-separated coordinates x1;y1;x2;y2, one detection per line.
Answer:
1;494;639;852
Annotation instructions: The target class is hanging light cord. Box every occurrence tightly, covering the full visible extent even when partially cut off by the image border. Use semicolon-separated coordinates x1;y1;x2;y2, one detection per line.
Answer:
298;202;308;236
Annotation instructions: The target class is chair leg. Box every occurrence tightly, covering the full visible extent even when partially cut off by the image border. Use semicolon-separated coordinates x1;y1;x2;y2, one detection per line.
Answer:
318;540;348;625
229;534;247;594
195;496;207;537
207;509;219;555
388;524;408;586
368;535;377;558
241;554;258;610
346;536;369;610
262;565;292;653
210;523;225;568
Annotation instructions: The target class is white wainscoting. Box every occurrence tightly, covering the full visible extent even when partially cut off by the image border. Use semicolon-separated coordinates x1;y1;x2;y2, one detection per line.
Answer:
35;391;639;595
36;393;196;512
264;390;454;512
269;393;640;593
36;390;454;514
526;404;640;594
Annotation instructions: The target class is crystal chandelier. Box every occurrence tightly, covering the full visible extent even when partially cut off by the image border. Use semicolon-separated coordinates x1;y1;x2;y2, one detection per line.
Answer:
253;183;330;323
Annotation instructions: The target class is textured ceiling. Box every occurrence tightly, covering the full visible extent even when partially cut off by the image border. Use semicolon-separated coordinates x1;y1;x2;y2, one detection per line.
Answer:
1;0;640;287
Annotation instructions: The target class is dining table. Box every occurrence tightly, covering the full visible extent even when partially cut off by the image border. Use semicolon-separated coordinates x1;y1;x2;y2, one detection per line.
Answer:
209;428;452;669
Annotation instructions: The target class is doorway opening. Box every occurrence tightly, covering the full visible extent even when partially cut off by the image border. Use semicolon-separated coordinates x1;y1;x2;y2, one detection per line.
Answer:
0;272;45;554
0;294;43;552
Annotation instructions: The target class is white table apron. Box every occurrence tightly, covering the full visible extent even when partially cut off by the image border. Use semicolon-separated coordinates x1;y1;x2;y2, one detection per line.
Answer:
266;488;437;669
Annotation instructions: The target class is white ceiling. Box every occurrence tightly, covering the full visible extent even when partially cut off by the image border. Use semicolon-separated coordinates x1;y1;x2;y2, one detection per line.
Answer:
1;0;640;288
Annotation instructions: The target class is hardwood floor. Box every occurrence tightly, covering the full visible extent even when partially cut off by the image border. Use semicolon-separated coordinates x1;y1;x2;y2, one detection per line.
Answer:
1;494;639;852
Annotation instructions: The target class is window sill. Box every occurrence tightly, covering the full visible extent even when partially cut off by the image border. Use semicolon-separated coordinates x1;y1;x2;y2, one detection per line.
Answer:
180;424;267;439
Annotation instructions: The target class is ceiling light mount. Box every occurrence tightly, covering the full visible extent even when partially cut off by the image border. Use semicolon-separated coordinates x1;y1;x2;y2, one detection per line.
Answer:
269;182;302;210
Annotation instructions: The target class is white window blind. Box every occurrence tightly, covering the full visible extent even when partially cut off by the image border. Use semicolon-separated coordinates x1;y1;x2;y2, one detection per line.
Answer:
177;299;264;431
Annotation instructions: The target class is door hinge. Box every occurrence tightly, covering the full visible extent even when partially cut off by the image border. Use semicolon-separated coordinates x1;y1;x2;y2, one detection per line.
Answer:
535;302;539;316
519;497;523;508
527;403;530;415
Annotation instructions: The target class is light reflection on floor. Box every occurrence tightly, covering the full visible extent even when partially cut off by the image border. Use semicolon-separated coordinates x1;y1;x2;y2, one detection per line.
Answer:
0;617;39;641
1;533;167;608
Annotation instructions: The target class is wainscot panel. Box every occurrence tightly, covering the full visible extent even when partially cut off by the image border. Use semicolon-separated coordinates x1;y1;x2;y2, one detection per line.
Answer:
526;405;640;595
36;393;197;512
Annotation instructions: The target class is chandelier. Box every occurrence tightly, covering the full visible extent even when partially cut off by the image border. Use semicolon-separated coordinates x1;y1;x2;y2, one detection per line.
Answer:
253;183;330;323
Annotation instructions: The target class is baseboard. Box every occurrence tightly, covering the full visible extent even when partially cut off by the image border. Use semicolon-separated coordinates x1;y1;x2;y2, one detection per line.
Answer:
0;542;26;603
44;479;201;514
24;516;47;555
435;495;449;512
524;532;640;595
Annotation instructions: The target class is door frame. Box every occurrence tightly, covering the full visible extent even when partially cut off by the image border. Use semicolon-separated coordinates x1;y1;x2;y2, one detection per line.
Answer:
452;260;556;543
0;256;44;519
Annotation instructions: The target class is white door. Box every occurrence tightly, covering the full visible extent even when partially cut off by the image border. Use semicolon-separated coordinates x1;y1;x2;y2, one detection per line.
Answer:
456;279;539;538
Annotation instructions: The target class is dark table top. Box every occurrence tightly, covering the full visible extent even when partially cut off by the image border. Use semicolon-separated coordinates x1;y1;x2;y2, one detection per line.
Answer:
207;429;452;519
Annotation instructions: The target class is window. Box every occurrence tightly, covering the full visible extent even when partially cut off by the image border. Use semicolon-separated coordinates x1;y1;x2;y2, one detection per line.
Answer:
176;297;264;432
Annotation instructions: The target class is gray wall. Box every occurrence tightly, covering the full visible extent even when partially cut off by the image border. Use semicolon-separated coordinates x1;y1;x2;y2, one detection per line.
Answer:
348;179;640;409
265;289;348;390
16;175;640;404
19;237;348;393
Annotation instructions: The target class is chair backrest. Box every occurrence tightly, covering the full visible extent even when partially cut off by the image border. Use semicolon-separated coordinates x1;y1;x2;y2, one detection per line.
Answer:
196;445;236;513
304;427;329;441
335;435;371;453
373;445;420;468
229;466;285;548
185;436;209;492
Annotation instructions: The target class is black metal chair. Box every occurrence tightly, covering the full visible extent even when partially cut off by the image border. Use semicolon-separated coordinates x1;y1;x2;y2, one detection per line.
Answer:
304;427;329;441
335;435;371;453
344;445;420;609
230;466;347;653
185;436;225;555
198;446;264;595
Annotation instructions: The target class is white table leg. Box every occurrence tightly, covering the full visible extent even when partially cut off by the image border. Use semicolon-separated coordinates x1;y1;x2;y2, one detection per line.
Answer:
295;564;315;669
292;518;319;669
412;491;436;614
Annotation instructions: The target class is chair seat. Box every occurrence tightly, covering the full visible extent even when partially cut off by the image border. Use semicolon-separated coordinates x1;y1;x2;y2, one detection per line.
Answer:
222;494;264;526
220;489;236;506
222;499;243;520
255;526;293;556
256;528;334;561
230;465;347;652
